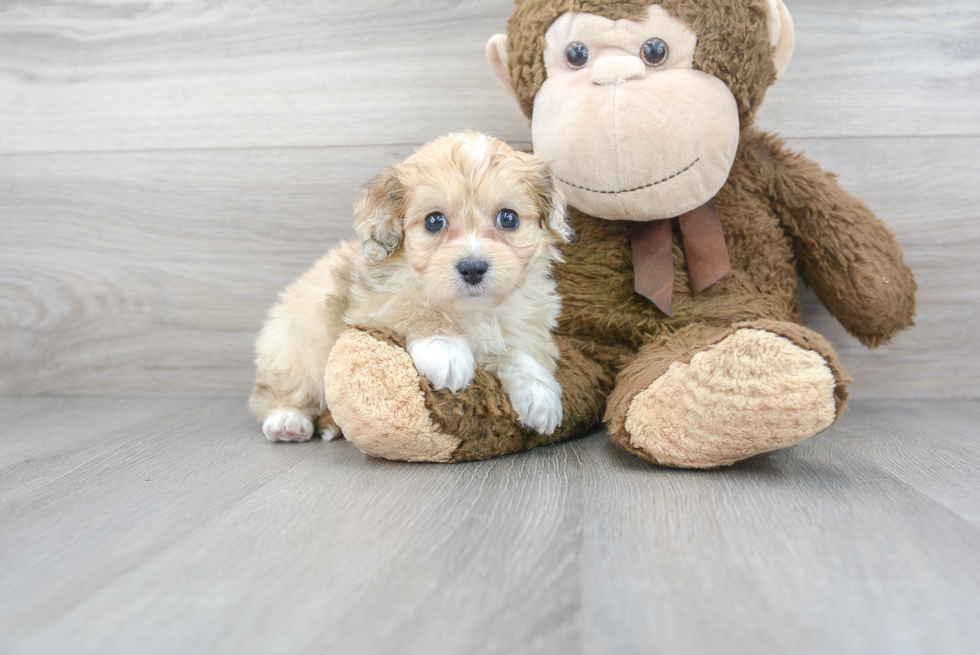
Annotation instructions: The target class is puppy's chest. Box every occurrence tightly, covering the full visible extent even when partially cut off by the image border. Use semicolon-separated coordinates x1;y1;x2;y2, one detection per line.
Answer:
458;312;507;362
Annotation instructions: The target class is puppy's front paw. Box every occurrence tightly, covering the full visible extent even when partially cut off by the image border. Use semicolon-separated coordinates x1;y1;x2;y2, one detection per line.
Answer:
263;410;314;442
509;376;563;436
407;335;475;393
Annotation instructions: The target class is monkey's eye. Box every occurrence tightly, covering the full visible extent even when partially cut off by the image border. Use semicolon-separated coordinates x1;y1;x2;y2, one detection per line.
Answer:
496;209;520;230
424;212;447;233
565;42;590;69
640;38;669;67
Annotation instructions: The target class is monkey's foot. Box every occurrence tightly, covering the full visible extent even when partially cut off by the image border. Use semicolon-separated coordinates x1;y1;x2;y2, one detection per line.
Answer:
607;323;849;469
324;329;460;462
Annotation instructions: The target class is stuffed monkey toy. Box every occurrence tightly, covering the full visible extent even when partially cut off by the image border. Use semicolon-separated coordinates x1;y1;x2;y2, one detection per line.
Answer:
323;0;916;467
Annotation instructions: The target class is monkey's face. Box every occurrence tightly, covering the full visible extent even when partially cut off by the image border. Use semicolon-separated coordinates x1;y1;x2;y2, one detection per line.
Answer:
531;5;740;221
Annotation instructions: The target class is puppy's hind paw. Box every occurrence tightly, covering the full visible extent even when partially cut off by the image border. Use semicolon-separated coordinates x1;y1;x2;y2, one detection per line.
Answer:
263;410;314;442
407;335;476;393
509;377;563;436
317;412;343;441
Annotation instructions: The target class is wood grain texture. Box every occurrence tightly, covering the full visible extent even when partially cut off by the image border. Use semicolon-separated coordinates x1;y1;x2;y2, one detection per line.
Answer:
0;396;197;499
2;137;977;397
0;145;404;395
0;0;977;154
0;398;977;654
581;400;980;655
0;397;582;655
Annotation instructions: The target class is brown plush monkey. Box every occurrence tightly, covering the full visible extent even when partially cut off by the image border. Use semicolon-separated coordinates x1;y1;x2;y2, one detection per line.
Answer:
324;0;916;467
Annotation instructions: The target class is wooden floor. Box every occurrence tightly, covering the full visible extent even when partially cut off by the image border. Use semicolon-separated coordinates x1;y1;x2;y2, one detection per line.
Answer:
1;398;978;655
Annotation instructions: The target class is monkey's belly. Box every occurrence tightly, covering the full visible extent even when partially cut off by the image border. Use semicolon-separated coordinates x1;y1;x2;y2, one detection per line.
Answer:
554;209;801;351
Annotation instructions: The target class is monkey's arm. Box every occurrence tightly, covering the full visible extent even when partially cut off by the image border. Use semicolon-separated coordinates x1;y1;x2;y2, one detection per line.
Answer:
762;135;916;348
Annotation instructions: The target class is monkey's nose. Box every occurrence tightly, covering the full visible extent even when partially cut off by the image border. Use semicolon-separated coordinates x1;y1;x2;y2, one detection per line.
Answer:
591;56;646;86
457;259;489;286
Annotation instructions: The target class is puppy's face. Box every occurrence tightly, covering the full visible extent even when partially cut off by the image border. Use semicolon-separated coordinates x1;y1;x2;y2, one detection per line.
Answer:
355;132;572;307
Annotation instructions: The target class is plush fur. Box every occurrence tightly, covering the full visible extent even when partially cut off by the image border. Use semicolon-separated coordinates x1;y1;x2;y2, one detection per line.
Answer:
604;319;851;467
323;0;917;467
325;328;461;462
251;132;574;442
624;328;837;467
328;328;615;462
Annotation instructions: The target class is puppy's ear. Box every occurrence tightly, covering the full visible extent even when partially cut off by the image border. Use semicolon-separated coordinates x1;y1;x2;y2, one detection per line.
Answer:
526;156;574;245
354;165;405;262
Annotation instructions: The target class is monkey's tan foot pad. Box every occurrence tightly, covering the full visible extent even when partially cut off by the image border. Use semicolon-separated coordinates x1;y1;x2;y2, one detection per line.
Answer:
324;329;460;462
623;328;837;469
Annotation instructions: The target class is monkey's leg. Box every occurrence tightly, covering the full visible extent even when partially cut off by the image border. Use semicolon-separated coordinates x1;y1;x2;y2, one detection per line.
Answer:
324;328;613;463
605;321;851;469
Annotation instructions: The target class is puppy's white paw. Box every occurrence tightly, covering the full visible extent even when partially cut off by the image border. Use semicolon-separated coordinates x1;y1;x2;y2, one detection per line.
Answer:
497;354;563;436
407;335;475;393
509;377;563;436
263;410;314;442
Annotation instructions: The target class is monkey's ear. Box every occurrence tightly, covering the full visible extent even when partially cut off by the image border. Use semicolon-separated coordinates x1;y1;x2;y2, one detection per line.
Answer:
763;0;795;79
486;34;516;98
354;165;404;262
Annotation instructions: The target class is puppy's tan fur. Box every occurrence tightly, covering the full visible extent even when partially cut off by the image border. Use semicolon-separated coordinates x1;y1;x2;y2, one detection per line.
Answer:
250;132;572;443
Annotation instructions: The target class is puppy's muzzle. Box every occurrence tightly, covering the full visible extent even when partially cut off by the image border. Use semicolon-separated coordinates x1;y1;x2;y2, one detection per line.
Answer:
457;258;489;286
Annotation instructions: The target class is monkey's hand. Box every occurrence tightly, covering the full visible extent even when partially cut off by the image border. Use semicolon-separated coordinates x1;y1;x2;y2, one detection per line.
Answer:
763;132;917;348
324;328;607;463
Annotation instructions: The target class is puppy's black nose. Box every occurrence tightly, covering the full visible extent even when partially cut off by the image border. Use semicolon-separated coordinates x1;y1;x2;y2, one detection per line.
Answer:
457;259;489;286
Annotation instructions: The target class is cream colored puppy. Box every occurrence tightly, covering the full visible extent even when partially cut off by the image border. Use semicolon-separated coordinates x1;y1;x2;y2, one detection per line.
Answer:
250;132;573;443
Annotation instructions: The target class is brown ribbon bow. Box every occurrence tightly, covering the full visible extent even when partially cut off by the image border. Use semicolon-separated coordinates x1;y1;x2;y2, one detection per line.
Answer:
629;199;731;317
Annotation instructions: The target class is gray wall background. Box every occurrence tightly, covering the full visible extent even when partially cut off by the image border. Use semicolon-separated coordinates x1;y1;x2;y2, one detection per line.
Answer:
1;0;977;399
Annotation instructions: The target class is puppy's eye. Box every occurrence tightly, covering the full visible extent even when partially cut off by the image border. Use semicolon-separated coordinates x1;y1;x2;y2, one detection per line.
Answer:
640;38;669;68
496;209;520;230
565;42;590;69
424;212;447;233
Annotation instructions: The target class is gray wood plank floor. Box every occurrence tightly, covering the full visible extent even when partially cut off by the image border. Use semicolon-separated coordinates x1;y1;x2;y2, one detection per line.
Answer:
1;398;978;655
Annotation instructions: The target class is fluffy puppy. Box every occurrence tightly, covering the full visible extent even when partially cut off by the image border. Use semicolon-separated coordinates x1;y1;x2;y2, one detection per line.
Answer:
250;131;574;444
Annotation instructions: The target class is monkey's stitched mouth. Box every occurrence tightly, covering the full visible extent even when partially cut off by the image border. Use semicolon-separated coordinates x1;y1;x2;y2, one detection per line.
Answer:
557;158;700;195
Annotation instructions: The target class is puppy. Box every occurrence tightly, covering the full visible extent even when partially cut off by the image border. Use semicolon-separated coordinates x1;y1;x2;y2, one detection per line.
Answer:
250;132;574;444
